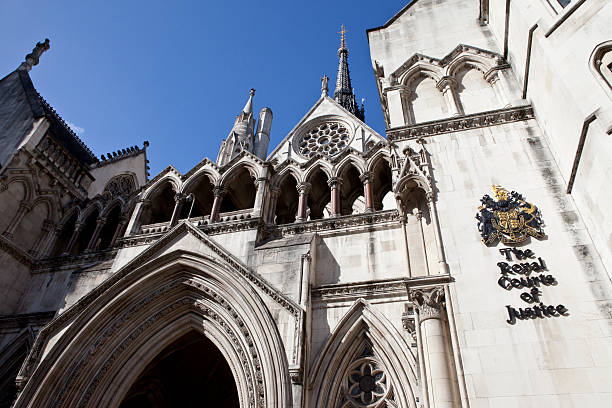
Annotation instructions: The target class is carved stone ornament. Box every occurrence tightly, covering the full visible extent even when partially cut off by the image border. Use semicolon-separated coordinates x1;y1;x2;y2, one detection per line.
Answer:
476;184;546;246
409;287;446;322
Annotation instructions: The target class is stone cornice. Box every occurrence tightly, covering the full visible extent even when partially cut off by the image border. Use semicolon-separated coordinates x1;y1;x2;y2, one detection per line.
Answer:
0;234;34;268
312;274;453;301
387;105;534;142
262;210;400;241
0;311;56;330
33;249;118;273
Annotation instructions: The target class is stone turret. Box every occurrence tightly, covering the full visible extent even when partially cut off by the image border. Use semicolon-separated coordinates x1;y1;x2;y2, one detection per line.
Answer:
217;89;257;166
253;107;273;159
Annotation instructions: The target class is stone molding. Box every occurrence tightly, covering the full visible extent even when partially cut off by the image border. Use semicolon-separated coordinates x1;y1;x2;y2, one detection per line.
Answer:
313;275;452;302
0;311;55;331
262;209;400;241
0;234;35;267
32;248;118;273
387;105;534;142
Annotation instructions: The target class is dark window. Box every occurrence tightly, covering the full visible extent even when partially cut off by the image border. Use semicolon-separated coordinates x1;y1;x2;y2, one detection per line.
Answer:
557;0;571;7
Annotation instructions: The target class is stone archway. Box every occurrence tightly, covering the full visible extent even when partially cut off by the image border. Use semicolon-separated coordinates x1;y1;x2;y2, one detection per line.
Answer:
14;226;296;408
119;330;238;408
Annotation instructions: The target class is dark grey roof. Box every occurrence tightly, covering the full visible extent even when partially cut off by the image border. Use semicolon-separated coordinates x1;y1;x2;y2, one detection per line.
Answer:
0;69;98;166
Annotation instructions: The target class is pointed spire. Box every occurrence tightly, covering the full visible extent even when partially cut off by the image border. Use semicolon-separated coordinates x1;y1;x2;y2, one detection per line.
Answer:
333;26;364;121
243;88;255;114
18;39;50;72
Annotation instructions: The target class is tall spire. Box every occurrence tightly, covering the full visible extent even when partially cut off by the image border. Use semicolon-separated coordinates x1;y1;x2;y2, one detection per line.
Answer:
334;25;364;121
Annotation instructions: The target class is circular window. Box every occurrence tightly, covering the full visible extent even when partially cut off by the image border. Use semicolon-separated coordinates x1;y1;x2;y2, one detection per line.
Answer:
296;121;351;158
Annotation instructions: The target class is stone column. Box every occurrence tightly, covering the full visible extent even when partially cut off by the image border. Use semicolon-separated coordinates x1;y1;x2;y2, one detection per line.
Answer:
63;222;83;255
415;210;430;274
210;186;227;222
268;186;281;224
86;217;106;251
327;177;342;217
295;182;311;222
426;192;450;275
360;171;375;212
125;198;150;235
110;216;129;247
410;287;454;408
485;71;511;108
39;224;61;257
29;219;54;256
252;177;268;218
169;193;185;227
436;76;462;117
2;202;32;239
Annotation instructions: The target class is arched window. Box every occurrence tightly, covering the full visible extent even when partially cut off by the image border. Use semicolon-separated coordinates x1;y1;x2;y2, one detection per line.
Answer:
274;174;299;225
455;66;498;114
306;168;330;221
408;75;447;123
220;167;256;213
590;41;612;100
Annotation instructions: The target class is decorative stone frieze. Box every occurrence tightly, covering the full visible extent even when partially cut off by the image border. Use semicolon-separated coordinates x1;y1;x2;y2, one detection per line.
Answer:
387;105;534;141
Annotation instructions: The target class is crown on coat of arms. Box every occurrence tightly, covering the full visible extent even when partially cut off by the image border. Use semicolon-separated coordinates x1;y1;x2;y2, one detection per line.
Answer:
476;185;546;246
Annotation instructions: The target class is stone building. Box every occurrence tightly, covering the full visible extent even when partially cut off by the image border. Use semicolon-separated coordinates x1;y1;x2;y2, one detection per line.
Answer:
0;0;611;407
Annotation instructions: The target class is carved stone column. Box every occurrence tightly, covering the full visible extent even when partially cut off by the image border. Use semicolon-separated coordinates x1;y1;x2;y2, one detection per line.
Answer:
295;182;311;222
169;193;185;227
2;202;32;239
360;171;375;212
436;76;462;117
426;192;450;275
415;210;430;274
125;198;150;235
63;222;83;255
268;186;281;224
210;186;227;222
485;70;511;108
86;217;106;251
110;216;129;247
410;287;454;408
29;219;54;257
327;177;342;217
252;177;268;218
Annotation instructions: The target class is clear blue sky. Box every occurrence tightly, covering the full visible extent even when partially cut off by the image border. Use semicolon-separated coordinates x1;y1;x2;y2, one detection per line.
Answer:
1;1;408;176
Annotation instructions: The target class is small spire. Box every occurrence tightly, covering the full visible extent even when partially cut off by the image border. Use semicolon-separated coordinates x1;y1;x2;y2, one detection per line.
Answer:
243;88;255;114
18;39;50;72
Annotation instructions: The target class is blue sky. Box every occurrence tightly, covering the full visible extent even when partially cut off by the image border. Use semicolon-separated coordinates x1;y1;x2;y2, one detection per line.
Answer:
1;1;407;176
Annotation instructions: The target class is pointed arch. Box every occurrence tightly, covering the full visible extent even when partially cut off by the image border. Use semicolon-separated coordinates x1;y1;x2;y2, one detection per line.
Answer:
445;53;496;78
309;299;419;408
218;159;262;187
397;62;444;87
142;173;181;201
15;249;293;408
334;154;366;178
303;161;333;184
181;167;219;195
272;165;302;188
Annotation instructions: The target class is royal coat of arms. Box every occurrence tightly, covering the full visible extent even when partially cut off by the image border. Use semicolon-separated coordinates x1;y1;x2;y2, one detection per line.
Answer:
476;185;546;245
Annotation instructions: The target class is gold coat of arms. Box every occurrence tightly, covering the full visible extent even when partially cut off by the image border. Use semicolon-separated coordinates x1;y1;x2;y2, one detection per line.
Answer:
476;185;546;245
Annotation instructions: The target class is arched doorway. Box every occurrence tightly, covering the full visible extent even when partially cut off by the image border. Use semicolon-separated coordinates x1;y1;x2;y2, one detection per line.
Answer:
120;330;238;408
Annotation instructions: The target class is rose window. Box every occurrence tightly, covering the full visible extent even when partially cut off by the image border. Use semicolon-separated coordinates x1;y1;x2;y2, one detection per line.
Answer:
346;359;389;406
297;122;350;158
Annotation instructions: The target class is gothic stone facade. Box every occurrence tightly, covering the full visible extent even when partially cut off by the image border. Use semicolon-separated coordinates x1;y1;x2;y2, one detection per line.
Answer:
1;0;612;407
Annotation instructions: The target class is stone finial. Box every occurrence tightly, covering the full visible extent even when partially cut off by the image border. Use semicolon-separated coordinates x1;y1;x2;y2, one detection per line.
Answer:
18;39;50;72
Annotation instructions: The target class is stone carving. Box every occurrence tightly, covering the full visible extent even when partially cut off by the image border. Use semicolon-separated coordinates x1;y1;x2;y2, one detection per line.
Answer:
409;287;446;322
19;39;50;72
104;174;136;199
387;105;534;141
